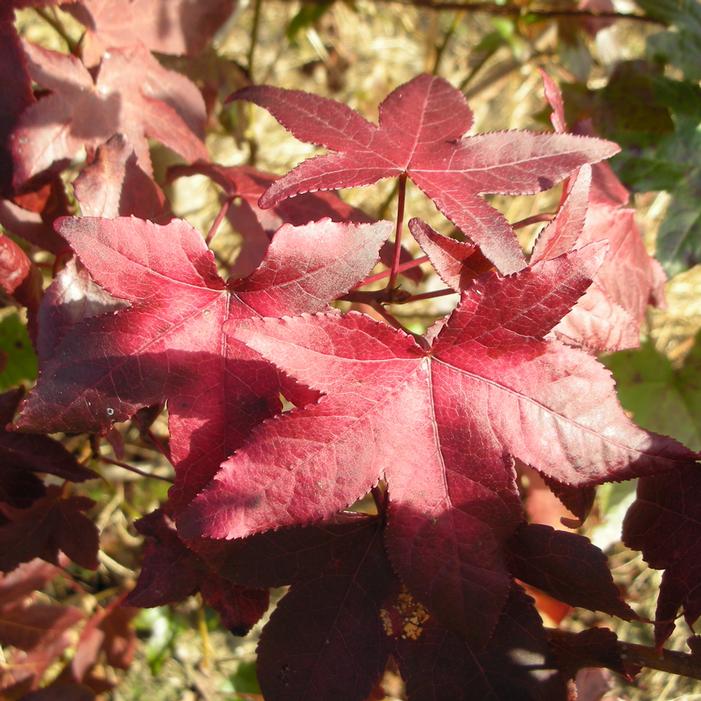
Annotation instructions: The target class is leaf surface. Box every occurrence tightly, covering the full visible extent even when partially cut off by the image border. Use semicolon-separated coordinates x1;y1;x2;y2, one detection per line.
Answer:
185;247;694;644
16;214;390;514
233;74;619;274
12;41;207;184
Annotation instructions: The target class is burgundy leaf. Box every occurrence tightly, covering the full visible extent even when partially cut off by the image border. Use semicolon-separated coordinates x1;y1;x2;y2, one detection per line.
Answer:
185;246;694;645
0;388;95;484
394;586;568;701
0;486;99;572
73;134;170;220
12;41;207;185
623;465;701;646
64;0;236;66
16;216;391;512
0;232;42;314
255;517;393;701
233;74;619;274
0;601;82;651
506;523;634;619
0;560;60;610
127;510;268;635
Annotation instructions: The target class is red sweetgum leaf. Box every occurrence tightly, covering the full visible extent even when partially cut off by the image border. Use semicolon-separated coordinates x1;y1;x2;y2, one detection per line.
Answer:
0;560;60;609
394;586;568;701
186;245;695;645
506;523;635;620
168;162;420;281
70;602;137;683
232;74;619;274
127;510;268;635
64;0;236;66
0;601;82;651
531;166;666;352
623;465;701;646
73;134;170;221
254;515;394;701
0;486;98;572
0;232;42;315
16;215;391;512
0;387;95;483
12;40;207;185
0;4;33;197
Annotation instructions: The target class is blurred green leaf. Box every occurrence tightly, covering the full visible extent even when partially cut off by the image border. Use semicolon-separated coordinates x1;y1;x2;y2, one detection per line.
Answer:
0;312;37;389
228;659;261;696
604;334;701;451
286;2;333;43
635;0;701;81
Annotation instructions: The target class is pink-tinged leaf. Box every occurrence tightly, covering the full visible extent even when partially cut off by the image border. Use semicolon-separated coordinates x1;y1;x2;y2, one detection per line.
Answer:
0;486;98;572
186;245;691;645
531;165;592;263
408;218;493;289
12;41;207;185
0;601;82;651
70;602;137;682
0;232;42;315
127;510;268;634
0;5;33;197
0;560;60;609
17;215;390;511
64;0;236;66
550;206;666;352
169;162;421;282
73;134;170;220
506;524;635;619
539;69;567;133
234;74;619;273
623;465;701;646
394;586;568;701
256;518;393;701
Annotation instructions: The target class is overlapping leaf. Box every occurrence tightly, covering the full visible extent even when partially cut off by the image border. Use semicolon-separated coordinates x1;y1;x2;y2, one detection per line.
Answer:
64;0;237;66
233;74;619;274
12;40;207;185
16;215;392;511
184;247;694;645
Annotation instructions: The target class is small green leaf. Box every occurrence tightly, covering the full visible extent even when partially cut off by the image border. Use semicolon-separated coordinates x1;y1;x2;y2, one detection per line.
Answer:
0;312;37;389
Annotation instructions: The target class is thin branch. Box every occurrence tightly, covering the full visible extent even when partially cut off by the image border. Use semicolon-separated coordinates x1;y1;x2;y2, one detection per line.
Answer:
99;455;173;483
512;212;555;229
353;255;430;289
547;629;701;681
247;0;264;81
206;195;234;245
35;7;79;54
395;287;456;303
431;10;464;75
297;0;663;24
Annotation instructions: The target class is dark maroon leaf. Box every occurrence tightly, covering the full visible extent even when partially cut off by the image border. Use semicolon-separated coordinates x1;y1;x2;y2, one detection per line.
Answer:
21;683;96;701
506;523;635;619
0;486;99;572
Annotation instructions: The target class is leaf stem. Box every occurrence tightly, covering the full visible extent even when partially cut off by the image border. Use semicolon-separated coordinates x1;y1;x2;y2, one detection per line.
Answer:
512;212;555;230
388;174;408;291
206;196;234;246
353;255;429;289
99;455;173;483
395;287;456;304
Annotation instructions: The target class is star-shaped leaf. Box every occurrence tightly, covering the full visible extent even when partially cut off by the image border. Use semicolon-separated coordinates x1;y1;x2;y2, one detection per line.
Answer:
184;246;694;644
233;74;619;273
